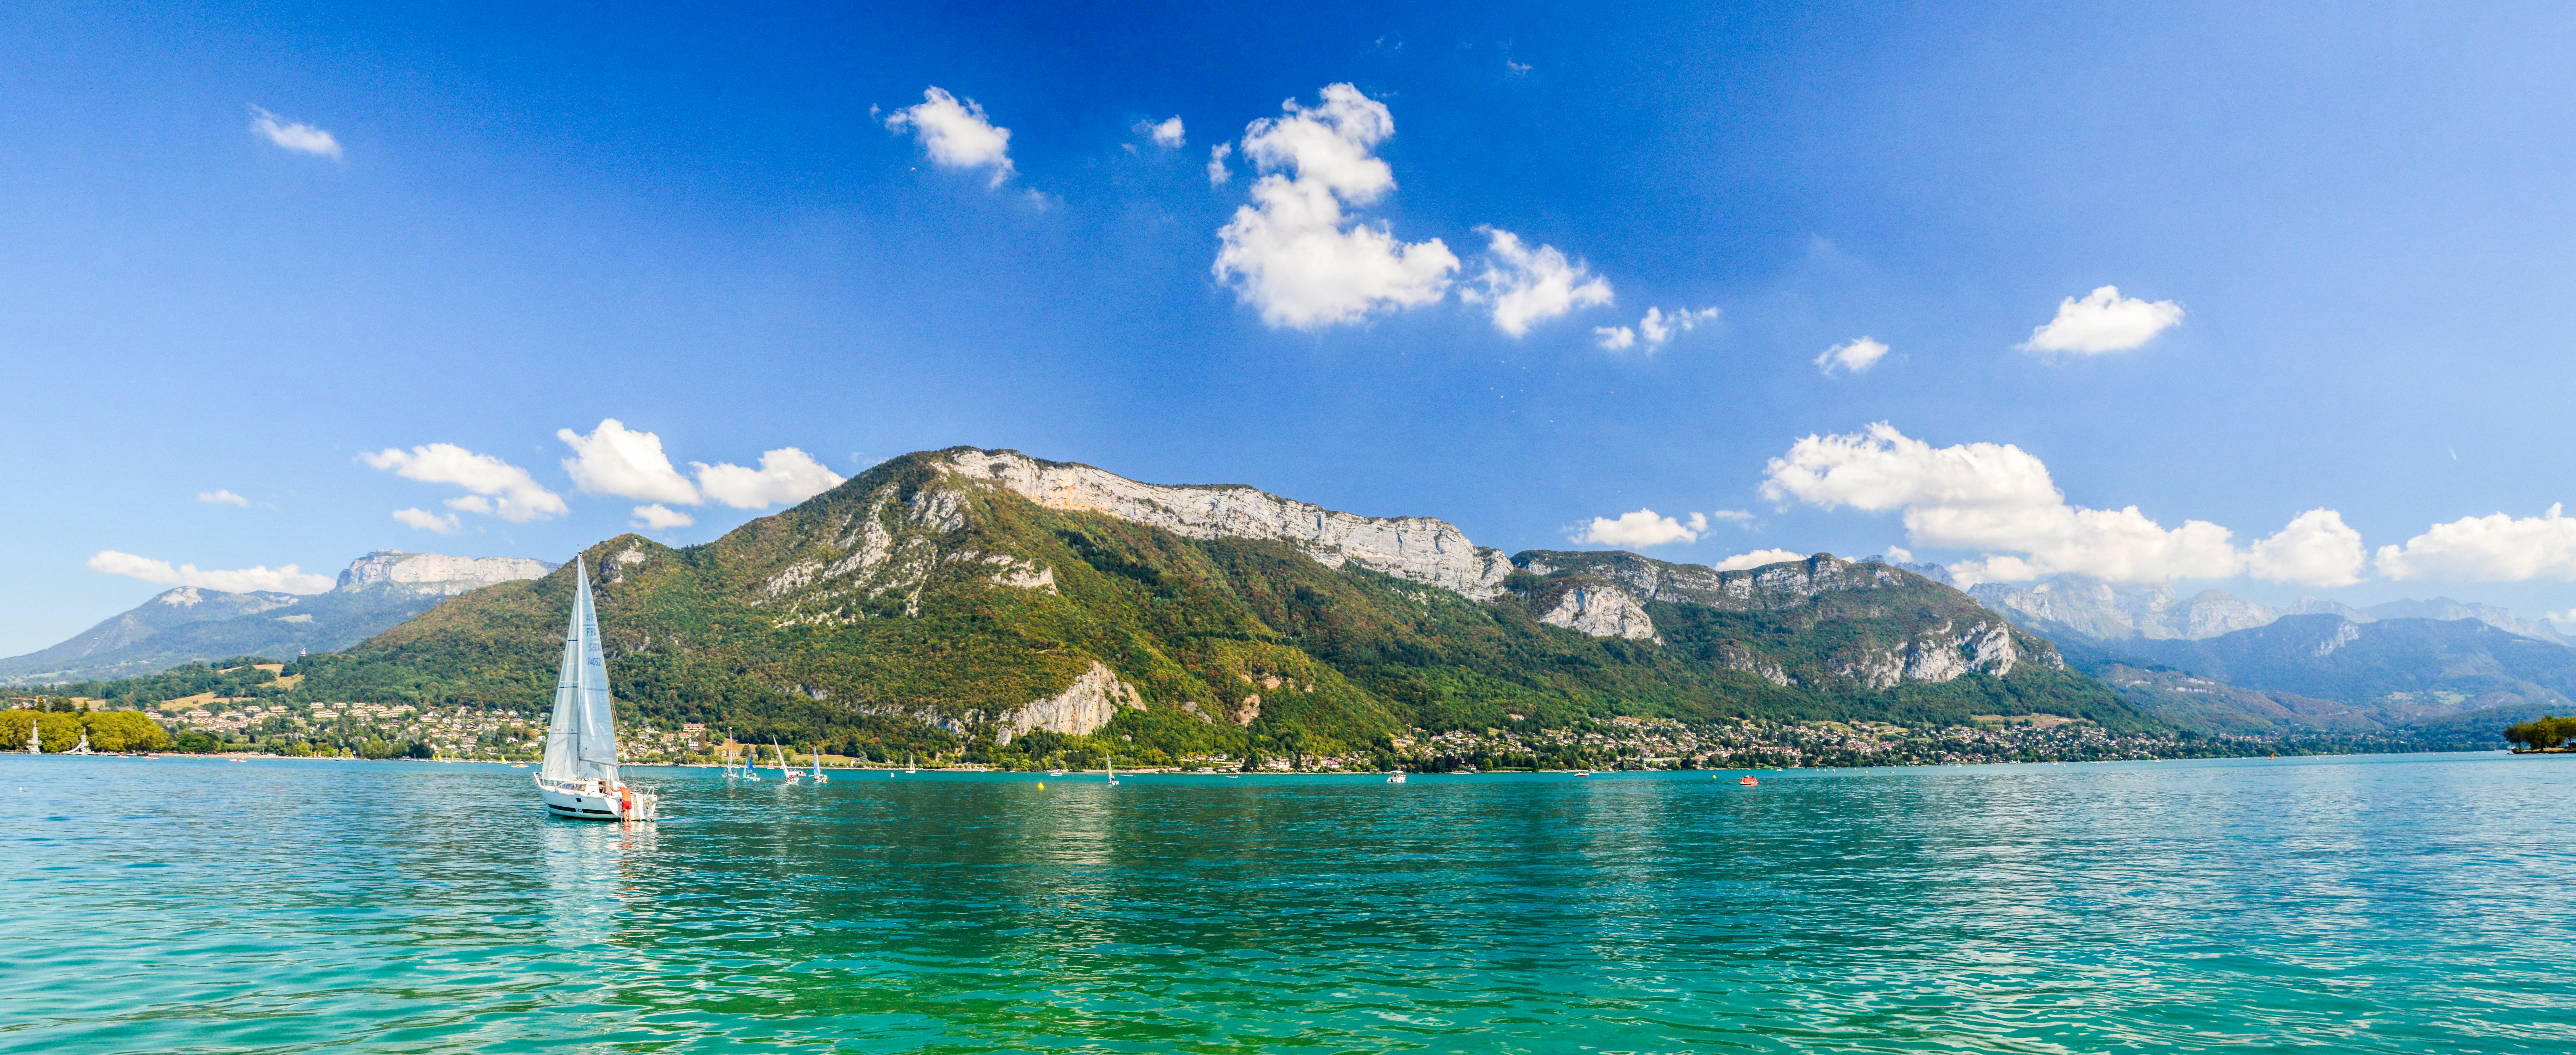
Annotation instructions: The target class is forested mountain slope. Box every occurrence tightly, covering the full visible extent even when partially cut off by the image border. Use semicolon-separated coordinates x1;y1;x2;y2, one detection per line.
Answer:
164;450;2149;763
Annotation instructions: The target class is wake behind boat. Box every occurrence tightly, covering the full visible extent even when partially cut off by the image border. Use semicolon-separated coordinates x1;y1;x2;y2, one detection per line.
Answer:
533;557;658;822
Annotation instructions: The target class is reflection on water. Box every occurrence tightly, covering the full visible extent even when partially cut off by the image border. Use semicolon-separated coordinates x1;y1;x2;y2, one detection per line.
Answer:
2;755;2573;1052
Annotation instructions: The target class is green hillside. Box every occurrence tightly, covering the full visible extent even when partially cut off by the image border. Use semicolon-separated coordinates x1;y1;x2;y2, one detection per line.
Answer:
50;450;2148;767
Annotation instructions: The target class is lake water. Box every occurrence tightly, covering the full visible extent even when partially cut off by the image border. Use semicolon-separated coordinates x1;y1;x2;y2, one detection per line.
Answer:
4;753;2571;1053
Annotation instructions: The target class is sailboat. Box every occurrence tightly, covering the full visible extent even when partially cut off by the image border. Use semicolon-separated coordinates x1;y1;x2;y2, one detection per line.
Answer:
1106;756;1119;787
905;752;916;775
776;739;801;783
810;749;828;784
24;720;39;754
533;557;658;822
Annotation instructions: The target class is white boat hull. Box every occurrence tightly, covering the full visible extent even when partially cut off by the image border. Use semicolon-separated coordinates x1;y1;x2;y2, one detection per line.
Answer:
537;775;657;821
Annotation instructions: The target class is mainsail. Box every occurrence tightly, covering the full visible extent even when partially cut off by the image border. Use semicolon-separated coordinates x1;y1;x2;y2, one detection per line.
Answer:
539;557;619;786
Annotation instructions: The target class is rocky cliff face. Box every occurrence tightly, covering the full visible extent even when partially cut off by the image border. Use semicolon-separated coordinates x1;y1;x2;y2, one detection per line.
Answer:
941;449;1514;600
1512;550;2059;688
336;551;557;596
993;660;1147;744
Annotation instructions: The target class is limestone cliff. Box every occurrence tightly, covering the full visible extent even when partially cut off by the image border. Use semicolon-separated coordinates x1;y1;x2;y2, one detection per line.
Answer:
941;449;1513;600
336;551;557;596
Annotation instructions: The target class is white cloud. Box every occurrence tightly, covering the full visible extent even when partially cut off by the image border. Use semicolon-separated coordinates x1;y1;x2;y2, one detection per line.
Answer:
392;508;462;535
2247;509;2366;587
632;504;696;530
1814;336;1889;376
1212;83;1459;329
1714;548;1808;572
2549;608;2576;626
1597;307;1719;351
693;448;845;509
1884;545;1914;562
2022;285;2183;355
1462;227;1612;337
1506;59;1533;76
358;443;568;522
87;550;333;594
884;87;1015;186
197;489;250;507
1640;306;1719;346
557;419;700;504
2376;504;2576;581
1709;509;1754;523
250;106;342;159
1759;422;2358;586
1137;116;1185;148
1573;509;1708;548
1207;142;1233;185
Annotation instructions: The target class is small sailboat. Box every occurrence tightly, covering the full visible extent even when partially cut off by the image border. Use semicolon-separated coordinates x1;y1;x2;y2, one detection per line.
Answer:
24;720;39;754
905;752;916;775
1386;770;1406;783
810;749;829;784
533;557;659;822
1106;757;1119;786
776;739;801;783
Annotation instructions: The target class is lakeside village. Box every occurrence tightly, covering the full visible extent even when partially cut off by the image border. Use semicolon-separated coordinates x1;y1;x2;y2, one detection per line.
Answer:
6;670;2450;770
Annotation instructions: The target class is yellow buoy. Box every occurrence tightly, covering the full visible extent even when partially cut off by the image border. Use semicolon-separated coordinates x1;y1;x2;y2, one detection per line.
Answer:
1037;782;1044;788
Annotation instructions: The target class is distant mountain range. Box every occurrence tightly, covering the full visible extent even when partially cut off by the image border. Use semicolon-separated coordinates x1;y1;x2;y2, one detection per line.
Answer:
1972;575;2567;645
0;551;554;684
1971;576;2569;737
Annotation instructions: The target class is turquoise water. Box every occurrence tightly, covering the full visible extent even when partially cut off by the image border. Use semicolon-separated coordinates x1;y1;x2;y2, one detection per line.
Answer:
5;754;2572;1053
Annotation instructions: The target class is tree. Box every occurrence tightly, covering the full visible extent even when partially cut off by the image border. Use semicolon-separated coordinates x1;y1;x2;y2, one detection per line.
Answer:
82;711;169;753
2506;715;2574;751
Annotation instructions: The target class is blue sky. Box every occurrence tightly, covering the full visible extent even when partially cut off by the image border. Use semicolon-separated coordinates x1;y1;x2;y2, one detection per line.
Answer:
7;1;2576;654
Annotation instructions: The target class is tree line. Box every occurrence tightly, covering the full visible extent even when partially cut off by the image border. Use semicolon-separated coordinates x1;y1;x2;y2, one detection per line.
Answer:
2504;715;2576;751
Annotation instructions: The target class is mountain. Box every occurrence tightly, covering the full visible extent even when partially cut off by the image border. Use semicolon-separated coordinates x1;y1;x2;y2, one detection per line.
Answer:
1;551;554;684
1973;576;2568;646
266;448;2140;764
1970;576;2284;642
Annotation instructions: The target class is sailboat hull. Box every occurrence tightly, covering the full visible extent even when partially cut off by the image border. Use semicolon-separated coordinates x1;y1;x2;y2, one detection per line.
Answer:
537;776;658;821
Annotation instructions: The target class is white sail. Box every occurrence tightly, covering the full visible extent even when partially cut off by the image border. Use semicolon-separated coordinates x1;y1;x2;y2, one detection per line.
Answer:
539;557;619;786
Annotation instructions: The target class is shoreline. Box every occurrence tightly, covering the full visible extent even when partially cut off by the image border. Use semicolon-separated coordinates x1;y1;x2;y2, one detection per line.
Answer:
3;748;2518;772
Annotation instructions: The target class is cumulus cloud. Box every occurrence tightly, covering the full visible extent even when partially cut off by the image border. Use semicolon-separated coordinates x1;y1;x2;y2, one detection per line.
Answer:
2247;509;2367;586
1573;509;1708;548
250;106;341;158
1714;548;1808;572
1759;422;2356;587
1207;142;1233;185
693;448;845;509
1814;336;1889;376
884;87;1015;186
558;419;700;504
358;443;568;522
1462;227;1612;337
2376;504;2576;581
1598;306;1719;351
631;504;696;530
1137;116;1185;148
87;550;333;593
2022;285;2184;355
198;489;250;507
392;508;462;534
1212;83;1459;329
